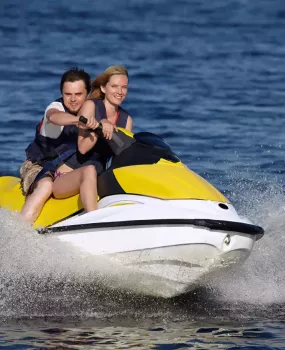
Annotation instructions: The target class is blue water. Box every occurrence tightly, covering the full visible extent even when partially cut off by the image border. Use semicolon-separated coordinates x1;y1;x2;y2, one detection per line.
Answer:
1;0;285;348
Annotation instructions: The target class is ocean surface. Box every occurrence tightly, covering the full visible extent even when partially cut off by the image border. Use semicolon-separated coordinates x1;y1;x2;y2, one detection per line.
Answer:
1;0;285;348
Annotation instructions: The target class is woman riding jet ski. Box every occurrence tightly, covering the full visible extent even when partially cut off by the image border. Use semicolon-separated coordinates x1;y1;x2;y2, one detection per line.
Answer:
0;124;264;298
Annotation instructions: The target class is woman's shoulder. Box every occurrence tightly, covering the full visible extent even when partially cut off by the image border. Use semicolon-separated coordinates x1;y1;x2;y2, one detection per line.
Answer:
88;98;104;104
85;99;96;106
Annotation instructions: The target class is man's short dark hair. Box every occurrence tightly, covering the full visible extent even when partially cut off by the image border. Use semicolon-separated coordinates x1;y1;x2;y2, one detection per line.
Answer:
60;67;91;94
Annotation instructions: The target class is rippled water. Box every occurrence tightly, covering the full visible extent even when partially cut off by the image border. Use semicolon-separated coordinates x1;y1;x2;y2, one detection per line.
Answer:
1;0;285;348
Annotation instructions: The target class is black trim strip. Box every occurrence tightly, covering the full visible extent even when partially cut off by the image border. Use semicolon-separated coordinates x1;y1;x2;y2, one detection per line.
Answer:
39;219;264;240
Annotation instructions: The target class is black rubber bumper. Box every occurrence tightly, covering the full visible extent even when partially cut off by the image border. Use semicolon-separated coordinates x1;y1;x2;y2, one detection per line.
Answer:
39;218;264;240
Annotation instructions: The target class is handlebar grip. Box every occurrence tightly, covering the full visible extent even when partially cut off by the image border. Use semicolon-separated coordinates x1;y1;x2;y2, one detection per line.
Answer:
79;115;103;132
79;115;88;124
79;115;98;129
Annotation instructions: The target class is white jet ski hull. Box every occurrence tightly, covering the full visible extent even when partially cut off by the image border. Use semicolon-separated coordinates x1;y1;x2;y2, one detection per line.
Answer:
45;196;262;298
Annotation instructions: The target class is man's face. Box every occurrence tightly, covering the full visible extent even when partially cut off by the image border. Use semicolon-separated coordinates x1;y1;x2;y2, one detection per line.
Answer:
62;80;88;114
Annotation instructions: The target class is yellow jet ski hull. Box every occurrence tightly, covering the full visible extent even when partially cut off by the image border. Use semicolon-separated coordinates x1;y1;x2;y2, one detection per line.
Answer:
0;176;82;228
0;130;229;229
0;159;228;229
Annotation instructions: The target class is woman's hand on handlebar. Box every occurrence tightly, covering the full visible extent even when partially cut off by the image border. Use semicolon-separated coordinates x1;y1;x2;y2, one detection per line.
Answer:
100;119;117;140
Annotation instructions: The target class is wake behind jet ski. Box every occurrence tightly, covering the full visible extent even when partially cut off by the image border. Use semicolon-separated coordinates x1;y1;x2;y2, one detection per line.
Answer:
0;123;264;298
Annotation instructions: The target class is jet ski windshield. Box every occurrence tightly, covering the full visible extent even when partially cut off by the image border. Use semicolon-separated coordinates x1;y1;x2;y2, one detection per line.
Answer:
134;132;172;151
110;131;180;170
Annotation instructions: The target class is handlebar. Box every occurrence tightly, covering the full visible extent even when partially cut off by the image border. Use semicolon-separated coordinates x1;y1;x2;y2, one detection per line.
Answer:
79;115;134;156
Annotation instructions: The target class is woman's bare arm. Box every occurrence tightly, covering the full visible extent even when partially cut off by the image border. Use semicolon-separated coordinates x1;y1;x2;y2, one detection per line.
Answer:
78;100;99;154
125;116;133;132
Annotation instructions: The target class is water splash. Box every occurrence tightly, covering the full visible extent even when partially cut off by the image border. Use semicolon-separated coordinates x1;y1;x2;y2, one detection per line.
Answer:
211;171;285;306
1;170;285;319
0;209;180;319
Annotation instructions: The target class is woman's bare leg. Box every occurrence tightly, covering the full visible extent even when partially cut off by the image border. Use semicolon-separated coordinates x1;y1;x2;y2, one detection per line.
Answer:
20;177;53;224
53;165;98;212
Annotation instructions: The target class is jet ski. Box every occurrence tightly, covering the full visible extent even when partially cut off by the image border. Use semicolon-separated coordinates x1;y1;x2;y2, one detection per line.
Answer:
0;125;264;298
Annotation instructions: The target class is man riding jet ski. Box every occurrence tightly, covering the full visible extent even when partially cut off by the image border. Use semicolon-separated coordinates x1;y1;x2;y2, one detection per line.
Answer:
0;124;264;298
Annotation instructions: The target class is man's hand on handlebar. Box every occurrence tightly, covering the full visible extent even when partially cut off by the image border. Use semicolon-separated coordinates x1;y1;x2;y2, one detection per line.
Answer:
78;115;99;130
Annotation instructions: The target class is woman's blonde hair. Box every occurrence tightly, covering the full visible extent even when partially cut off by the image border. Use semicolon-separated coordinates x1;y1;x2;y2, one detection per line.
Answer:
89;65;128;100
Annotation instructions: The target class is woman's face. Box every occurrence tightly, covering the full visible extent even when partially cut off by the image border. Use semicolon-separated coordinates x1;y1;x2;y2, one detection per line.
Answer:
101;74;128;106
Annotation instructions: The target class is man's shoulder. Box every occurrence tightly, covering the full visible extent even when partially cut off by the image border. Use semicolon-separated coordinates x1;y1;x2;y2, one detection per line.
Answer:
46;99;64;110
45;99;65;113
